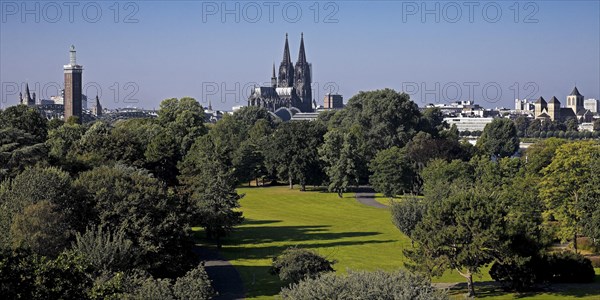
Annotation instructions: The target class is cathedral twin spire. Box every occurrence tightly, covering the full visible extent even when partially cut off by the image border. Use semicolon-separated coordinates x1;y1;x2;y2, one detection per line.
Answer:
277;33;309;89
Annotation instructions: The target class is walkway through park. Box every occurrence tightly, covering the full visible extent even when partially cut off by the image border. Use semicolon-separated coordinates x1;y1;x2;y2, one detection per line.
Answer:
193;246;245;300
355;187;388;209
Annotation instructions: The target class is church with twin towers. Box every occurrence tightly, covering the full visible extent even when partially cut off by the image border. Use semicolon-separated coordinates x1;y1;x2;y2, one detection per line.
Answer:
248;33;314;113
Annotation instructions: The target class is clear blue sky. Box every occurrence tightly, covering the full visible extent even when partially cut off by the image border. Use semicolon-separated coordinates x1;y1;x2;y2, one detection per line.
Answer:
1;1;599;110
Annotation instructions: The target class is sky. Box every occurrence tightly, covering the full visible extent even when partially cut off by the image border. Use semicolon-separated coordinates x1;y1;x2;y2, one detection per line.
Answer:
1;0;599;111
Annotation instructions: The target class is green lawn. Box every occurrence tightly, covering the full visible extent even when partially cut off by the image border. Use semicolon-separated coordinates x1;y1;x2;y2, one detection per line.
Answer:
194;186;600;299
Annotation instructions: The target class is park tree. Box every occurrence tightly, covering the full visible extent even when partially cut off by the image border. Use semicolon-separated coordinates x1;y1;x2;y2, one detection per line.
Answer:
0;127;48;181
0;104;48;142
70;226;136;273
46;122;86;167
539;141;600;252
0;166;85;250
514;116;530;137
476;118;519;158
157;97;207;156
407;186;507;297
522;138;567;176
75;164;196;277
594;118;600;131
270;247;335;284
329;89;422;158
10;200;71;258
231;105;276;129
420;159;472;202
579;156;600;246
266;121;325;190
179;135;244;248
565;118;579;132
319;129;362;197
391;196;425;246
369;146;415;197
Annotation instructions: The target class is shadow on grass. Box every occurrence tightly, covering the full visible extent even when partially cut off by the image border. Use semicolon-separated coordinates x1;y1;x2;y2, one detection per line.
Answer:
447;281;600;299
233;265;282;299
224;223;383;245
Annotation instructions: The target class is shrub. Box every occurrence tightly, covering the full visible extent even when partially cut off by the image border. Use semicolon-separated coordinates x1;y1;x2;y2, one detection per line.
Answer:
542;251;595;283
280;270;448;300
490;251;595;290
173;264;215;300
270;247;335;284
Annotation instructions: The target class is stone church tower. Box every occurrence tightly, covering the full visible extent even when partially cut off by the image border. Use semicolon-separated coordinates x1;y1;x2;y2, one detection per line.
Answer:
566;86;584;115
294;33;313;113
278;34;294;88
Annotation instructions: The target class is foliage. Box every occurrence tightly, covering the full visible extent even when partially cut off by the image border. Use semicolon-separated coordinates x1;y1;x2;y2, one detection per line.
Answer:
270;247;335;284
319;129;362;197
0;104;48;141
74;165;196;277
0;127;48;180
0;166;83;250
266;121;326;190
280;269;448;300
476;118;519;158
71;226;136;273
369;146;415;197
329;89;422;155
391;196;425;245
179;135;244;248
407;186;507;297
539;141;600;251
172;263;215;300
10;200;71;258
419;159;472;202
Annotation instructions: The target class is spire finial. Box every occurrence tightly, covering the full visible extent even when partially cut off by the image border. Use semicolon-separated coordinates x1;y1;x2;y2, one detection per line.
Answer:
297;33;306;64
282;33;291;64
69;45;77;65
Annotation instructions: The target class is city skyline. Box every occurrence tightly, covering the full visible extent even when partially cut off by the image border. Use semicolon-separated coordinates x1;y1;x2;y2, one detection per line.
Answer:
1;1;599;110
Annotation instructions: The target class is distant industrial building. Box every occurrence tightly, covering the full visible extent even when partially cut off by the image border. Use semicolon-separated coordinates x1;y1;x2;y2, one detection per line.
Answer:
443;117;495;132
323;93;343;109
584;98;598;113
64;45;83;122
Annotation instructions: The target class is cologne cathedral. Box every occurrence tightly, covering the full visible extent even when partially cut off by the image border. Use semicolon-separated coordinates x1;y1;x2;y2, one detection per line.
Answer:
247;33;314;113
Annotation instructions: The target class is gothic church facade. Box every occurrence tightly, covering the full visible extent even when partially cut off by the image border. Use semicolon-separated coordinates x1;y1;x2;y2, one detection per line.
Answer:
248;33;314;113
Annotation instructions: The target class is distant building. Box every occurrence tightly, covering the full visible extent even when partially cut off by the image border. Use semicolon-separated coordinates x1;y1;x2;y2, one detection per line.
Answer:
443;117;495;132
534;87;593;123
19;83;36;106
63;45;83;122
514;98;535;114
247;33;313;113
584;98;598;113
323;93;343;109
92;95;102;117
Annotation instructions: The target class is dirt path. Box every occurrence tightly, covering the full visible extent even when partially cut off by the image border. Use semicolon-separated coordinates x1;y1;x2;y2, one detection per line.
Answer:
193;246;245;300
355;187;388;209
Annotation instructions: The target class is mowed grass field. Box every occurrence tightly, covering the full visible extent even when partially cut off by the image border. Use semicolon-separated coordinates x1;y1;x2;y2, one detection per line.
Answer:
195;186;600;299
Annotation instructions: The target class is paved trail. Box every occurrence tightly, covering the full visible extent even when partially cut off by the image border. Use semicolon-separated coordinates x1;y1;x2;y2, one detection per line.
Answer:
193;246;245;300
355;187;388;209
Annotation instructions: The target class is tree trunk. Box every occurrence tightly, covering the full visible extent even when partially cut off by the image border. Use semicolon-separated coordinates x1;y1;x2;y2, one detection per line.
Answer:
300;183;306;191
289;177;293;189
457;269;475;298
216;236;222;249
466;273;475;298
337;191;343;198
574;233;578;253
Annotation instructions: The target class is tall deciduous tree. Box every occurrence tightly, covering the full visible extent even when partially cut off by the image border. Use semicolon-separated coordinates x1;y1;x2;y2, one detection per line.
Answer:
179;135;244;248
369;146;415;197
476;118;520;158
0;105;48;142
539;141;600;252
407;187;506;297
319;129;361;197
